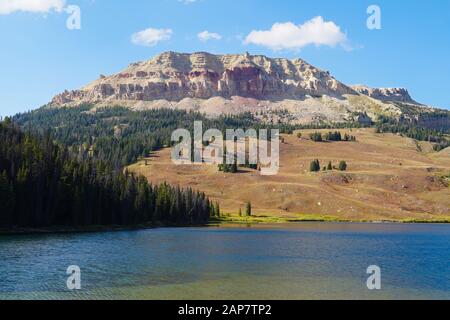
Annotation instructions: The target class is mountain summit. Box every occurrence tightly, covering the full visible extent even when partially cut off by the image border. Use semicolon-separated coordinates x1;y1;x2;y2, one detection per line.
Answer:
53;51;355;102
51;51;436;124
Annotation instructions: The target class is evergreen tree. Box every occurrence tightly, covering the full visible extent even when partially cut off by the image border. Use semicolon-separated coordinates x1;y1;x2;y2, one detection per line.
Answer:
245;202;252;217
216;202;221;218
0;121;214;228
327;161;333;171
309;132;323;142
0;171;14;226
310;159;321;172
338;161;348;171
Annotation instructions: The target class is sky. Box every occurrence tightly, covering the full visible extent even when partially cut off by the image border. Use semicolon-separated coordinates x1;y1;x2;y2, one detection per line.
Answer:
0;0;449;117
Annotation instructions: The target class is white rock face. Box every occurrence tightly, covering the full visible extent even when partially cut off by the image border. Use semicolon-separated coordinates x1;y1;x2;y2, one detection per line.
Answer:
52;51;356;105
351;85;419;104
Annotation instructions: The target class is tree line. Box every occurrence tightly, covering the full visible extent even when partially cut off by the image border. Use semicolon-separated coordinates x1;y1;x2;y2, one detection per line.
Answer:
310;159;347;172
13;107;449;170
309;131;356;142
0;120;214;229
375;116;450;151
13;106;368;168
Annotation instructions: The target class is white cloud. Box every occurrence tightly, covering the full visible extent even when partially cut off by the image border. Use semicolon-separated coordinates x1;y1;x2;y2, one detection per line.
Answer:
131;28;173;47
198;30;222;42
0;0;66;14
245;16;349;51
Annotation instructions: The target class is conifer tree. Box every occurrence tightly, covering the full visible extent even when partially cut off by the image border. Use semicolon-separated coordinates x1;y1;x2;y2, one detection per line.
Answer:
0;120;214;228
310;159;321;172
245;202;252;217
216;202;221;218
338;161;348;171
327;161;333;171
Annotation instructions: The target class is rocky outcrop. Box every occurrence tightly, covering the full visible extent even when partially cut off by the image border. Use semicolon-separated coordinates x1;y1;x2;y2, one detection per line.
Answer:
51;52;356;105
351;85;419;104
413;113;450;130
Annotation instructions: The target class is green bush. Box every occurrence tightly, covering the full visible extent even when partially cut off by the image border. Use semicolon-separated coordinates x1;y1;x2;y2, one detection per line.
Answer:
310;159;321;172
338;161;348;171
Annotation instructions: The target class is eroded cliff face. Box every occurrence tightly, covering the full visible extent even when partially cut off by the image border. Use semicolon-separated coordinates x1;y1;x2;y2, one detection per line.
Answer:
52;52;356;105
48;51;441;125
351;85;419;104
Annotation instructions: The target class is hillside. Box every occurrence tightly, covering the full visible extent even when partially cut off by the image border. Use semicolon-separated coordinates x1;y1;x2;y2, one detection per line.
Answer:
129;128;450;222
0;120;213;229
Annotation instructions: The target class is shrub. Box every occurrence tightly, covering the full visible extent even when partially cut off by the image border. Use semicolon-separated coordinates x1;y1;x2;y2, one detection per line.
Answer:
327;161;333;171
338;161;348;171
310;159;321;172
309;132;323;142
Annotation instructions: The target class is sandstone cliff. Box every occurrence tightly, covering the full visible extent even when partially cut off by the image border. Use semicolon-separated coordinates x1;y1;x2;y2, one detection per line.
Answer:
52;51;357;104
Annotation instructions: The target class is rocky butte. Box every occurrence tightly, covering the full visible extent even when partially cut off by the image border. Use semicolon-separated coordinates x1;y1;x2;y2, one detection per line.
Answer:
50;51;448;126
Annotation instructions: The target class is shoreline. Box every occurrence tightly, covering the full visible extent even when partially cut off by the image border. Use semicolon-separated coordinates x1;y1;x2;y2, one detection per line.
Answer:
212;215;450;225
1;215;450;236
0;222;211;237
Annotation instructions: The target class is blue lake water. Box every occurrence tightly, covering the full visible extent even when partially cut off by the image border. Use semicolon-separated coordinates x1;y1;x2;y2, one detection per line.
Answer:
0;223;449;300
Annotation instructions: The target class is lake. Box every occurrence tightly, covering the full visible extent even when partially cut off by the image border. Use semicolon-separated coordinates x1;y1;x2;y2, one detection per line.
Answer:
0;223;449;300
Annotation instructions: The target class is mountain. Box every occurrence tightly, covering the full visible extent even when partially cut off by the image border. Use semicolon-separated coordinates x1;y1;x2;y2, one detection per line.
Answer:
52;51;354;103
50;51;446;125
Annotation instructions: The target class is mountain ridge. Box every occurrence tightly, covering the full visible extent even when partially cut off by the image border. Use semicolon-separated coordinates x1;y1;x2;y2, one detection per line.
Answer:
49;51;443;125
53;51;354;102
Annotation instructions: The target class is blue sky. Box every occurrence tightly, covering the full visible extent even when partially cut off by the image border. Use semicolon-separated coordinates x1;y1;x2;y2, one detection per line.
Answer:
0;0;449;117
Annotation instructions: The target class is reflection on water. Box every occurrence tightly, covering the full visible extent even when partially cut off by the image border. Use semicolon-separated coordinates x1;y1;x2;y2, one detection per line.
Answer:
0;223;449;300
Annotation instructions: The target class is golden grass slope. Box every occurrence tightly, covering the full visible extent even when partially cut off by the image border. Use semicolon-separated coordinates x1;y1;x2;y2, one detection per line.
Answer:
129;129;450;222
